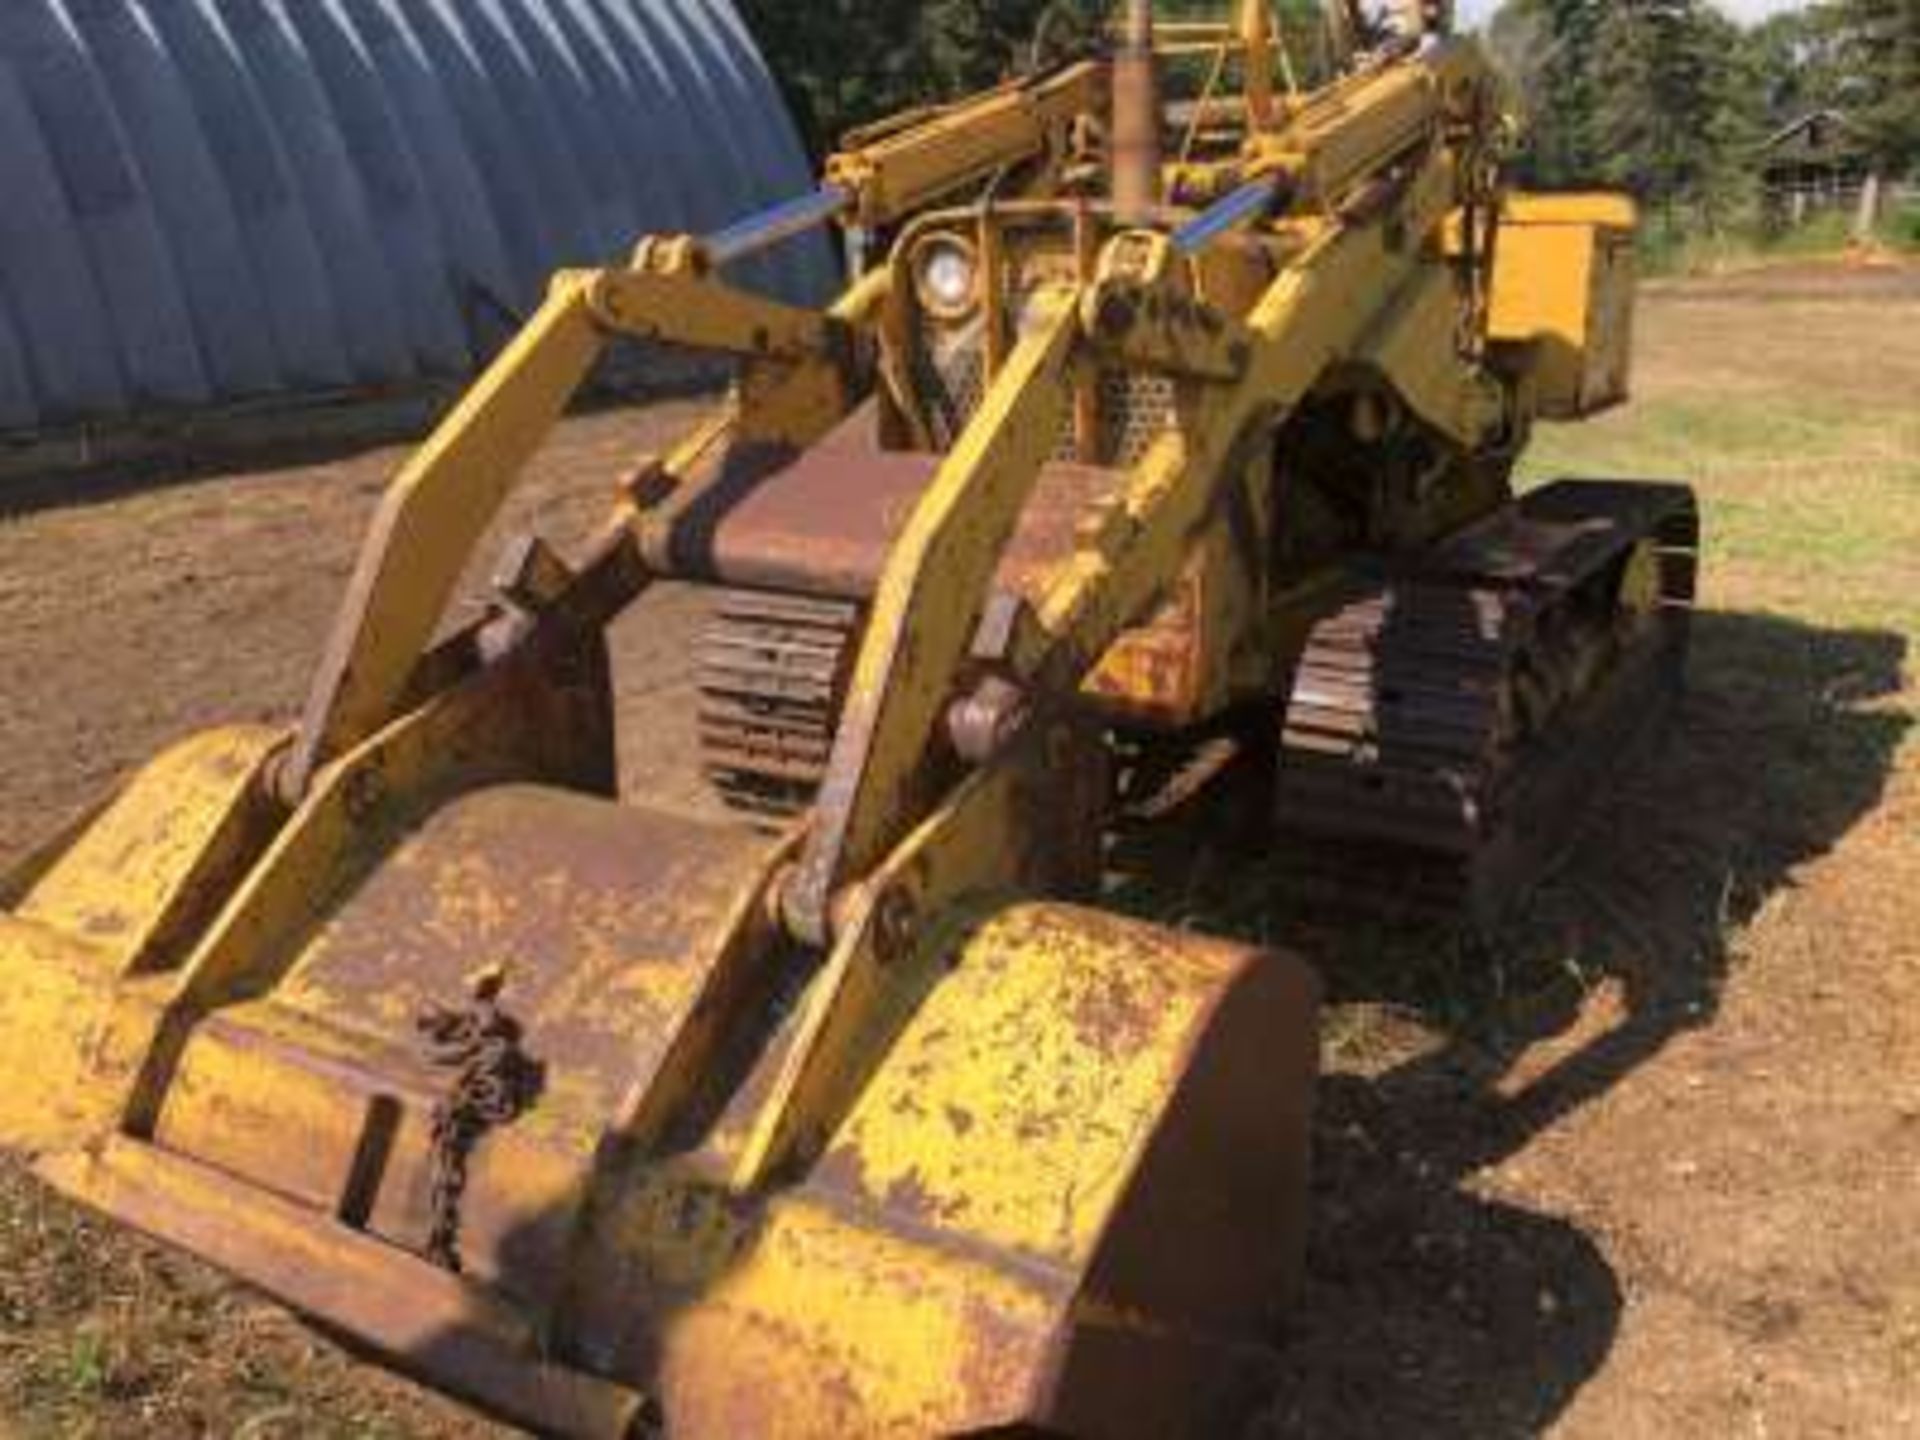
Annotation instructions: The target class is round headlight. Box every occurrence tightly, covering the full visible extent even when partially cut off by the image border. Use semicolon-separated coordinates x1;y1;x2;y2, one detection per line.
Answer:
914;236;979;320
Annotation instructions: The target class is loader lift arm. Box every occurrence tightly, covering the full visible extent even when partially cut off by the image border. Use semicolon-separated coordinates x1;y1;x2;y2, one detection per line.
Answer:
281;29;1515;1181
823;61;1108;228
752;206;1484;1176
280;254;875;800
272;185;1434;1189
281;59;1112;802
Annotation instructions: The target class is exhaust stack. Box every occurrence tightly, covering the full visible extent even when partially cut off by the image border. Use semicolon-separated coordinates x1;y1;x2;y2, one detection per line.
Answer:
1112;0;1161;224
1243;0;1275;129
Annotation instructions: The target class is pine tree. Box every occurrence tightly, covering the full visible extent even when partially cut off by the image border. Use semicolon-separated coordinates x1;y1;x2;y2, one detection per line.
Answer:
1535;0;1605;184
1744;7;1851;128
1694;8;1766;229
1580;0;1754;228
1484;0;1606;187
1838;0;1920;171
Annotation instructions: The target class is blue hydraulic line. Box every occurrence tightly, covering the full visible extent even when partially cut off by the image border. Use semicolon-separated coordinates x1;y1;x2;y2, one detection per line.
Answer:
1170;176;1285;256
703;185;854;268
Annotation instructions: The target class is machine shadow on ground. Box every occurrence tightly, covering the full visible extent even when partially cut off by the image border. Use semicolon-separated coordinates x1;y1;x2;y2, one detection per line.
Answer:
1130;608;1911;1437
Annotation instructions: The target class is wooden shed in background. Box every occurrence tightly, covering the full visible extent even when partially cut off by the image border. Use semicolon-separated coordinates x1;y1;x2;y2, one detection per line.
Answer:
1758;109;1875;228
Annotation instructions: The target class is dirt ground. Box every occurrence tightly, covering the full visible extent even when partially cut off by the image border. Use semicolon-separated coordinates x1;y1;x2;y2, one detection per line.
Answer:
1;261;1915;1436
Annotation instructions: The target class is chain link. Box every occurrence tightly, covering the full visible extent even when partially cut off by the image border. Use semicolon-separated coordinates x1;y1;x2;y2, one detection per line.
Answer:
415;969;544;1273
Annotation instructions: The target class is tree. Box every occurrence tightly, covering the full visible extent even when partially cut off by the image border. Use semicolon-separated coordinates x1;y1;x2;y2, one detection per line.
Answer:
1588;1;1762;228
736;0;922;152
738;0;1107;154
1482;0;1607;188
1744;6;1851;128
1483;0;1760;227
1483;0;1556;140
1836;0;1920;172
920;0;1108;91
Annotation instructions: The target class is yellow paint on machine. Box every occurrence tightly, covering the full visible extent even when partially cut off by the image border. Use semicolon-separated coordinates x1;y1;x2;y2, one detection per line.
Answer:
1490;192;1642;417
0;8;1651;1434
0;727;285;1151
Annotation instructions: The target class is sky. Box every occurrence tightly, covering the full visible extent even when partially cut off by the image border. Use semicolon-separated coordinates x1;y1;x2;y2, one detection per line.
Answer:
1457;0;1807;24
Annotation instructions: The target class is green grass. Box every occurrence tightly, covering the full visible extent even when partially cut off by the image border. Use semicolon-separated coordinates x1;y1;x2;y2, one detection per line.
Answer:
1639;204;1920;277
1526;402;1917;585
1528;396;1895;471
1520;297;1920;635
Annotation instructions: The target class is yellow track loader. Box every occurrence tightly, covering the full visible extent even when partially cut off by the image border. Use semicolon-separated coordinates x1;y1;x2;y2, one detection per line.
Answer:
0;3;1694;1434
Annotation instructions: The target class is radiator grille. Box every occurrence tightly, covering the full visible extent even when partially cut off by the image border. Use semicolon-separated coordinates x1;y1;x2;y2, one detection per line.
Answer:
911;319;1175;468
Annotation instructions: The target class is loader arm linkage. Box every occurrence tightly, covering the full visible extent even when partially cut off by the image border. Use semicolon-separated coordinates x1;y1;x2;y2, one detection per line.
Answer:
0;12;1675;1436
281;251;876;800
284;55;1118;801
266;162;1479;1185
240;26;1511;1190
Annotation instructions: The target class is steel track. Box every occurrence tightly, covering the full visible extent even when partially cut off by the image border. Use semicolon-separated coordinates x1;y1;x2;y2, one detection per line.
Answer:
1273;480;1699;929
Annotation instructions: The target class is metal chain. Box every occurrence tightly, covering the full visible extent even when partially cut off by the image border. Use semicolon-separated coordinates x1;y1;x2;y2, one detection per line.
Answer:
415;969;543;1273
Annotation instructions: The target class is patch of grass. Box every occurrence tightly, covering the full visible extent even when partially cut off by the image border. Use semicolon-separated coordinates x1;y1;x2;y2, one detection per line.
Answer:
1521;301;1920;635
1639;205;1920;277
58;1329;107;1399
1527;396;1902;475
1890;204;1920;251
0;1160;493;1437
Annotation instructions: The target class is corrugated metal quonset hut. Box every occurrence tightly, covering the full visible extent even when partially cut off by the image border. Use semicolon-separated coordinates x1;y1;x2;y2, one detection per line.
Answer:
0;0;835;435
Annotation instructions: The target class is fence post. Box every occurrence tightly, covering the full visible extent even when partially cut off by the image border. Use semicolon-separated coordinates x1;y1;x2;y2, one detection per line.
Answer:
1853;171;1883;244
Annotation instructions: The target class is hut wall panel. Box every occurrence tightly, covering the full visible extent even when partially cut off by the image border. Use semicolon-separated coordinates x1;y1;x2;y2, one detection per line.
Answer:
0;0;832;433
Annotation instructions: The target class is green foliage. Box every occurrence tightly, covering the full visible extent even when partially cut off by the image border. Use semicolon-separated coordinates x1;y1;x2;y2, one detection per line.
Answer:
1484;0;1918;249
1489;0;1763;224
1836;0;1920;169
1637;205;1920;278
1892;200;1920;248
737;0;1108;153
1746;5;1852;124
742;1;1336;156
1493;0;1606;182
1593;2;1759;224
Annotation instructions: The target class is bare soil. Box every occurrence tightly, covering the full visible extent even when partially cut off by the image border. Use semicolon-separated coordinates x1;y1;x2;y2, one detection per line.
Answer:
1;263;1915;1437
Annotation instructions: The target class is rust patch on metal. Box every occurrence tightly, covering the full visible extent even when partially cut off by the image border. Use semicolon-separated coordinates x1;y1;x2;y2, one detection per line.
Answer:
811;1137;875;1202
274;789;778;1124
881;1167;944;1226
652;402;1129;611
1066;965;1165;1058
957;1294;1054;1419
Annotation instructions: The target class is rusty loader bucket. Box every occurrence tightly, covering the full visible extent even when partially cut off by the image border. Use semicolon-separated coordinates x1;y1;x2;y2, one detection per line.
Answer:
0;609;1318;1437
0;90;1335;1429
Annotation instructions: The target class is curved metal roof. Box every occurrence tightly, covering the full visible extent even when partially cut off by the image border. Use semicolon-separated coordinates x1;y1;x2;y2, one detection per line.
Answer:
0;0;834;432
